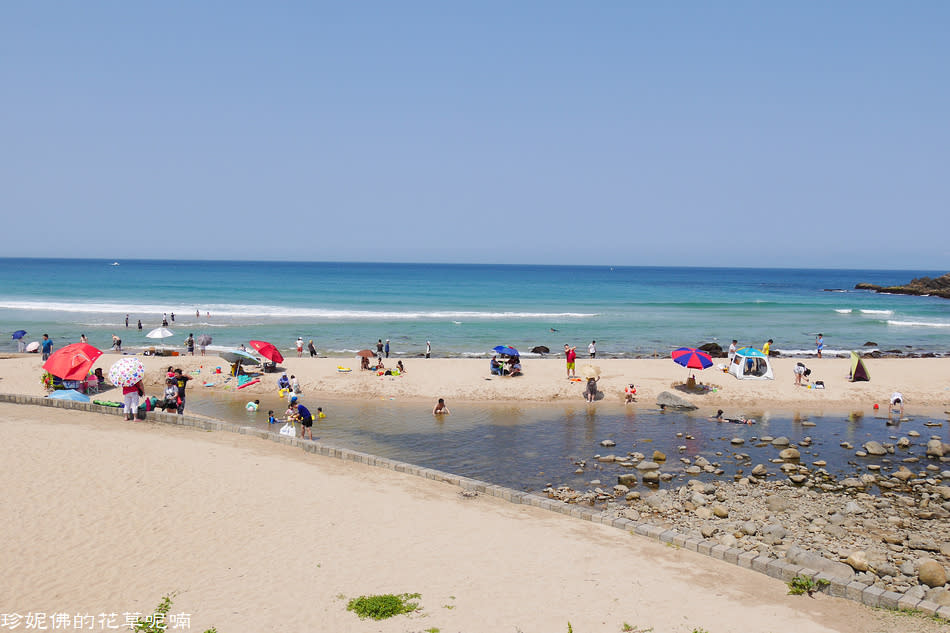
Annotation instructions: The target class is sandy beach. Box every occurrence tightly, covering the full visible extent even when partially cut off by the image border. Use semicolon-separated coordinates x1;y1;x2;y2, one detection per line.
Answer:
2;402;947;633
3;352;949;414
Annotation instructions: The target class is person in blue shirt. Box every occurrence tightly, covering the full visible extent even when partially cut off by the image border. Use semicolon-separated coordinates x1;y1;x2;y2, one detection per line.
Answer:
41;334;53;360
277;373;290;390
267;410;277;425
293;401;314;439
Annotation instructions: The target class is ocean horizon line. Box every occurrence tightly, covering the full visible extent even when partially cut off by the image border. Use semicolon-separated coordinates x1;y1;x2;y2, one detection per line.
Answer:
0;256;946;275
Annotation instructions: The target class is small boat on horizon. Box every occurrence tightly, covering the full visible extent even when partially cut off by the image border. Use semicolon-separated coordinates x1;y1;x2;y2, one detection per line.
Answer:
111;261;120;266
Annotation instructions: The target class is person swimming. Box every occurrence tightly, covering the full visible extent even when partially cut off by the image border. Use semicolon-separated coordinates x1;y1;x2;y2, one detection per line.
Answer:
713;409;755;424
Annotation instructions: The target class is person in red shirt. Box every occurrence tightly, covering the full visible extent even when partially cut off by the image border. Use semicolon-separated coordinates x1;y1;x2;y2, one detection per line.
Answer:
564;344;577;378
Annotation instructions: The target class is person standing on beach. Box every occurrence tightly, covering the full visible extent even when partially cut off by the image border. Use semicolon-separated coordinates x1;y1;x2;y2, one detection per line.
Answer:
376;339;384;358
125;314;129;328
173;368;192;415
816;333;824;359
763;339;772;356
196;309;200;318
425;340;431;359
80;333;87;344
41;334;53;360
112;334;122;352
185;333;195;356
122;380;143;420
564;344;577;378
385;339;390;358
308;339;317;357
162;314;168;327
588;340;596;359
292;400;314;439
728;340;737;364
137;319;142;330
296;337;304;357
170;312;175;322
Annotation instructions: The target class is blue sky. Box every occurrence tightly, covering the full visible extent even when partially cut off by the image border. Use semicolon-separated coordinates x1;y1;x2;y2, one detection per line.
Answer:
3;2;948;268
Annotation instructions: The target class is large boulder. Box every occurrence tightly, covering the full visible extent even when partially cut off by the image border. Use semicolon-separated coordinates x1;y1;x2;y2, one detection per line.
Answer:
785;545;854;580
656;391;698;410
919;560;949;588
698;342;724;357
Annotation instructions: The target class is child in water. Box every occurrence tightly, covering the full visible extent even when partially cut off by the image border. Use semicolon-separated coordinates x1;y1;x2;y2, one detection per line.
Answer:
268;410;277;425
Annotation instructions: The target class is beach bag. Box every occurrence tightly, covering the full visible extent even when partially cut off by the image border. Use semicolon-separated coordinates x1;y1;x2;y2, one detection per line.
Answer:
815;381;825;389
279;422;296;437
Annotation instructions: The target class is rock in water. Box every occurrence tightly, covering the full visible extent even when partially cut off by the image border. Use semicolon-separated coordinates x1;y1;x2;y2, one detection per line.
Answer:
652;450;667;462
656;391;698;410
863;441;886;456
927;439;946;457
779;448;800;461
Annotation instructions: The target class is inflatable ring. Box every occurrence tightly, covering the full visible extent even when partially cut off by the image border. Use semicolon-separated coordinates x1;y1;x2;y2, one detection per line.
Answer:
337;366;352;373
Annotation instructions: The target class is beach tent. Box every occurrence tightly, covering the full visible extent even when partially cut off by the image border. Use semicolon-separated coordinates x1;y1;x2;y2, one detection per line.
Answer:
728;347;774;380
849;351;870;382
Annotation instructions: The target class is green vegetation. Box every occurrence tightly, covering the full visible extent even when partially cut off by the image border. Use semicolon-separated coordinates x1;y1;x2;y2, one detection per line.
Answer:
786;575;830;596
621;625;653;633
424;628;440;633
133;595;217;633
345;592;421;620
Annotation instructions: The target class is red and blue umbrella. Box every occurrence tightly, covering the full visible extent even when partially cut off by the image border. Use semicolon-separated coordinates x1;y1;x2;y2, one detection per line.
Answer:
493;345;519;356
671;347;713;370
12;330;27;340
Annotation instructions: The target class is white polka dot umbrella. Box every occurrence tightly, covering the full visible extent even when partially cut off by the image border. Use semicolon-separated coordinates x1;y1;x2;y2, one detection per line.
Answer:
108;357;146;387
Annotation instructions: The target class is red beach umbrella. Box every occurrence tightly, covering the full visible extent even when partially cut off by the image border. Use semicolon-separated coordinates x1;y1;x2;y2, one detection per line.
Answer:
671;347;713;370
249;340;284;364
43;343;103;381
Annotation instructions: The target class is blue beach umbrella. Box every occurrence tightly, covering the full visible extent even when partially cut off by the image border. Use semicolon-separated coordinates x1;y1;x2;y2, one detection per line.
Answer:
12;330;27;340
735;347;766;358
48;389;91;402
493;345;519;356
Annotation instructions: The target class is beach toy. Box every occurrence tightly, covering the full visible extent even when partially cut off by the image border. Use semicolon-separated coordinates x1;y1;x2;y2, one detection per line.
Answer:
236;379;260;390
278;388;287;398
215;367;222;374
337;366;352;373
873;403;879;409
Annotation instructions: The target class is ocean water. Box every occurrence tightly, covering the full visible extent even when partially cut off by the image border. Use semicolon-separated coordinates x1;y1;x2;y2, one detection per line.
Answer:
1;258;947;357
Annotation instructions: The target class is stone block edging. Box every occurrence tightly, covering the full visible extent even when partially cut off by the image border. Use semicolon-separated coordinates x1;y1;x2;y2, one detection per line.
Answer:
0;392;933;616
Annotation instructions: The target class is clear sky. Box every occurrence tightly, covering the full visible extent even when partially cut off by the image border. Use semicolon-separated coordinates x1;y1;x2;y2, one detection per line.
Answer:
3;2;948;268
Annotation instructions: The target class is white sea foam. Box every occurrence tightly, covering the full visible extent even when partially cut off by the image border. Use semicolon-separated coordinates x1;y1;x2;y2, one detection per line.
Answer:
0;299;597;320
860;309;893;315
834;309;852;314
887;319;950;328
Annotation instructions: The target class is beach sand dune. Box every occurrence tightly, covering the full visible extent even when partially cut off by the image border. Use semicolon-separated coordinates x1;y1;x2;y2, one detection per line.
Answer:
1;403;945;633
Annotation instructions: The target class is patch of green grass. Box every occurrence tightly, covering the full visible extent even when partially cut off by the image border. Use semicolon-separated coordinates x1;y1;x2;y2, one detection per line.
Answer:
567;623;573;633
442;604;455;610
345;593;421;620
691;628;710;633
621;624;653;633
424;628;440;633
786;575;829;597
133;594;217;633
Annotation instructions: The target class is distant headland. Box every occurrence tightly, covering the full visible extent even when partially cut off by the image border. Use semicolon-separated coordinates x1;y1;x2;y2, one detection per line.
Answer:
854;273;950;299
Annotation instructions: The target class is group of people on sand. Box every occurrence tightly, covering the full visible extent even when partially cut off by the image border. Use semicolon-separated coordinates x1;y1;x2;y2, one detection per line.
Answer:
490;355;521;377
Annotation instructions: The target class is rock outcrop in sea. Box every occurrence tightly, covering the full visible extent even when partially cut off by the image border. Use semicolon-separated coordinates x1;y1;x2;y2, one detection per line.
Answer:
855;273;950;299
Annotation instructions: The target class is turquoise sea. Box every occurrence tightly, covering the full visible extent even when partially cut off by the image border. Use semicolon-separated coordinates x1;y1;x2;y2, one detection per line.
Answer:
1;259;948;357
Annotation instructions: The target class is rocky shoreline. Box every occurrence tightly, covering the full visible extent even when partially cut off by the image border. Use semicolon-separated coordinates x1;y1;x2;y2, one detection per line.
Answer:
544;437;950;609
855;273;950;300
